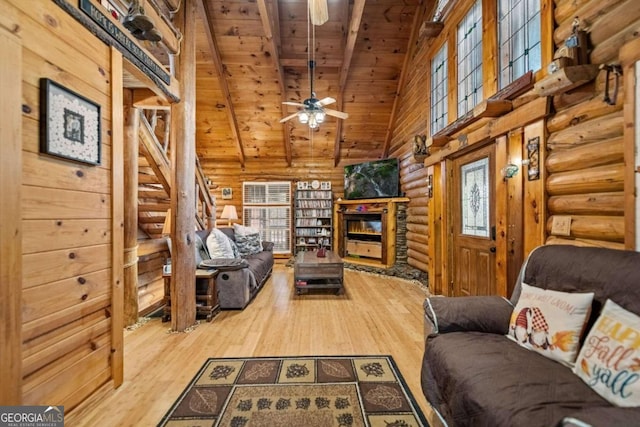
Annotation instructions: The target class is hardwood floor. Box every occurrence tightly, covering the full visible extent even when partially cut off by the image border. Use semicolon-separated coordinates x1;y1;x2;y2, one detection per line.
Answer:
67;263;436;426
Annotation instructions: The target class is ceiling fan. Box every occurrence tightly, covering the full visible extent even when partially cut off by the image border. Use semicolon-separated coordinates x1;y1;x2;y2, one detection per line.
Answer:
280;61;349;129
279;0;348;129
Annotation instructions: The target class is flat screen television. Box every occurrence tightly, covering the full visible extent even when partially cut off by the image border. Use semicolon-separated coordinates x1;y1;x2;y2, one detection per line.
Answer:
344;158;400;200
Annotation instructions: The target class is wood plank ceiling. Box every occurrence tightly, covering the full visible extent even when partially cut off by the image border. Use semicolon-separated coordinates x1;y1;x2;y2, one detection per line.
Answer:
194;0;423;168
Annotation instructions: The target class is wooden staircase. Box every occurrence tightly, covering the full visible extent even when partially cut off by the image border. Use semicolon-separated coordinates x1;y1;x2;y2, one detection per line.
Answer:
136;110;215;238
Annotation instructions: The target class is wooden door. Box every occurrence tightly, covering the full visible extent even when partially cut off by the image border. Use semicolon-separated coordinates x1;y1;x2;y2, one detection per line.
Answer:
452;144;496;296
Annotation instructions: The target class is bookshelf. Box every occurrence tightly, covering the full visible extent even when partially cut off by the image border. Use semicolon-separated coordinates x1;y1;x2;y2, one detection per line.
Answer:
294;185;333;254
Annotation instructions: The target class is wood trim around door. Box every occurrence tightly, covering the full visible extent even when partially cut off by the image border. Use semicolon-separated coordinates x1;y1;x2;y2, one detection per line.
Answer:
0;25;23;405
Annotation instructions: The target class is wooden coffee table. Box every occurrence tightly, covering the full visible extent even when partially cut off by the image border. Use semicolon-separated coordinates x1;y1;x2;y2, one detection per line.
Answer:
294;250;344;295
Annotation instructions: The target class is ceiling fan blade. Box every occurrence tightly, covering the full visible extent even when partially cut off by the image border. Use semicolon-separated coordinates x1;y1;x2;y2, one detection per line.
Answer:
280;112;300;123
283;101;306;107
309;0;328;26
324;108;349;120
316;97;336;106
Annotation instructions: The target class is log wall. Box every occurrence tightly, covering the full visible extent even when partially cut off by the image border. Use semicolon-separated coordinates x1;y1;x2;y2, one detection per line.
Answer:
204;159;345;235
544;0;637;249
3;0;121;409
388;35;431;273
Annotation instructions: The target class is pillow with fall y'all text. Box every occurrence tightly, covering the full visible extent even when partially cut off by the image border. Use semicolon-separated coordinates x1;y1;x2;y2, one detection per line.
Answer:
573;299;640;407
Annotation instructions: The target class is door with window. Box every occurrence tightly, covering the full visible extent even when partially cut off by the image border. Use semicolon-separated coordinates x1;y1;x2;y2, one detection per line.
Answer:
451;144;496;296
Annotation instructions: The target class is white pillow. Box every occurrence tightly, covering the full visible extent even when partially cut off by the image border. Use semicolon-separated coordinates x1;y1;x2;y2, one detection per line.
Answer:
206;228;235;258
507;282;594;367
573;299;640;407
233;223;260;237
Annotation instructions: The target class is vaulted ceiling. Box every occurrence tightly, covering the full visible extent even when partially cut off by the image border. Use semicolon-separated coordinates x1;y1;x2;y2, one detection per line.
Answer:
193;0;425;168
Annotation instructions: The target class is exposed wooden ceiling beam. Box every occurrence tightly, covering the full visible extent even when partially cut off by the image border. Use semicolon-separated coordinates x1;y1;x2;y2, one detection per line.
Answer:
280;58;343;68
257;0;292;166
333;0;366;166
197;0;246;166
381;1;426;159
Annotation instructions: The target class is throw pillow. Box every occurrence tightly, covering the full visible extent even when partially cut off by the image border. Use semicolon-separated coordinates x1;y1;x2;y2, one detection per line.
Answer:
573;299;640;407
233;223;260;237
206;228;235;258
194;233;210;265
235;233;262;256
507;282;594;366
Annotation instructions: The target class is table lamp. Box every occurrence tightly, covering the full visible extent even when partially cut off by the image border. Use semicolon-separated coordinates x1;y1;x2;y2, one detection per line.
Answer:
220;205;238;226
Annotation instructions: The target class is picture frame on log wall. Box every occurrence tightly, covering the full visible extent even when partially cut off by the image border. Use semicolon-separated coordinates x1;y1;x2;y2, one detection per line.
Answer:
39;78;101;166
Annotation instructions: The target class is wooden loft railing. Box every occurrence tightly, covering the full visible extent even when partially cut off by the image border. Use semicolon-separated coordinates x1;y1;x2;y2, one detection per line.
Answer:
137;110;215;238
195;156;216;230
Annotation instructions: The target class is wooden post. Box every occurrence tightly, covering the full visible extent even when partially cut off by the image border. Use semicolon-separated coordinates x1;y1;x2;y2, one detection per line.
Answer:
494;135;509;297
523;120;547;256
507;130;524;296
0;26;23;405
110;47;125;387
170;0;197;331
123;89;139;326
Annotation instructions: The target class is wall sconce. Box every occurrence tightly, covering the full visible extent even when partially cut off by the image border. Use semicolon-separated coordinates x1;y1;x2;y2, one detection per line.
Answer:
502;164;519;179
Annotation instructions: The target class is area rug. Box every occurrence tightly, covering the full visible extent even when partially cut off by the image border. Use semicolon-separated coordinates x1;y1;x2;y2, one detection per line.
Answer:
158;355;429;426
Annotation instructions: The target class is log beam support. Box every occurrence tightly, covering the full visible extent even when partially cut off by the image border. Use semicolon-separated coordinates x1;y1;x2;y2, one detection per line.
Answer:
170;0;197;332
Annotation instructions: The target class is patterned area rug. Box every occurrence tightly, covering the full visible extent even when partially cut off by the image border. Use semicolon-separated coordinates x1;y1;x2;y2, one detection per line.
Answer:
158;355;429;427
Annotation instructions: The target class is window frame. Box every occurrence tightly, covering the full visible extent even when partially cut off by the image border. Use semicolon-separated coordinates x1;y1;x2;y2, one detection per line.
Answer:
430;42;449;136
242;181;292;254
497;0;542;89
456;0;483;117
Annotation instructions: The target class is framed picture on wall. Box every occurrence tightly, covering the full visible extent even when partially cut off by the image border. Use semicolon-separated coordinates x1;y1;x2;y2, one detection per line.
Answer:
39;78;101;165
320;181;331;190
222;187;233;199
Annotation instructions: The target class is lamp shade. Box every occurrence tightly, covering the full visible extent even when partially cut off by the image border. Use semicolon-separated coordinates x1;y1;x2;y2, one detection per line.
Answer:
221;205;238;226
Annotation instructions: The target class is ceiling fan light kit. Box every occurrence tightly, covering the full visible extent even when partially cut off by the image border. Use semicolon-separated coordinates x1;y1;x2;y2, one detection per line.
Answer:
280;0;347;130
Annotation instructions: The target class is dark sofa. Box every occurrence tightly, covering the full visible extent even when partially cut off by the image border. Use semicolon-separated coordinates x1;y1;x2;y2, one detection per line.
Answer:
421;245;640;427
196;227;274;309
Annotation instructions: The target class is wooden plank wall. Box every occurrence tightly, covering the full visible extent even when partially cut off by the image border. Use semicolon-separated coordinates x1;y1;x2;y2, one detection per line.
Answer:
0;22;24;405
137;239;169;315
544;0;638;249
4;0;118;409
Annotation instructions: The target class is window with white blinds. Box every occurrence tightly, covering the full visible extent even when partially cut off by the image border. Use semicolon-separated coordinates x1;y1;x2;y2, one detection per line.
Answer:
243;182;291;254
498;0;541;89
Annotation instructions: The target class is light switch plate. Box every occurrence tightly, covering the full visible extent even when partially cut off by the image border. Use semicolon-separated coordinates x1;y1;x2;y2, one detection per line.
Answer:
551;216;572;236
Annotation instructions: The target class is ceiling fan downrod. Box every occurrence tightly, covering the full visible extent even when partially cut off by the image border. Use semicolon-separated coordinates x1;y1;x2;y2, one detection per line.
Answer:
308;59;316;100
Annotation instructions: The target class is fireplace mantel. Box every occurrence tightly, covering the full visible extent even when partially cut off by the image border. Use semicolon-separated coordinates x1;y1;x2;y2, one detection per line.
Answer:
334;197;409;268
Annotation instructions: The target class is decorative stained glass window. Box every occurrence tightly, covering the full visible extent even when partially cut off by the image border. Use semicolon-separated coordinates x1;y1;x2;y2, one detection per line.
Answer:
461;157;489;237
433;0;451;21
457;0;483;117
430;43;448;136
498;0;541;89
